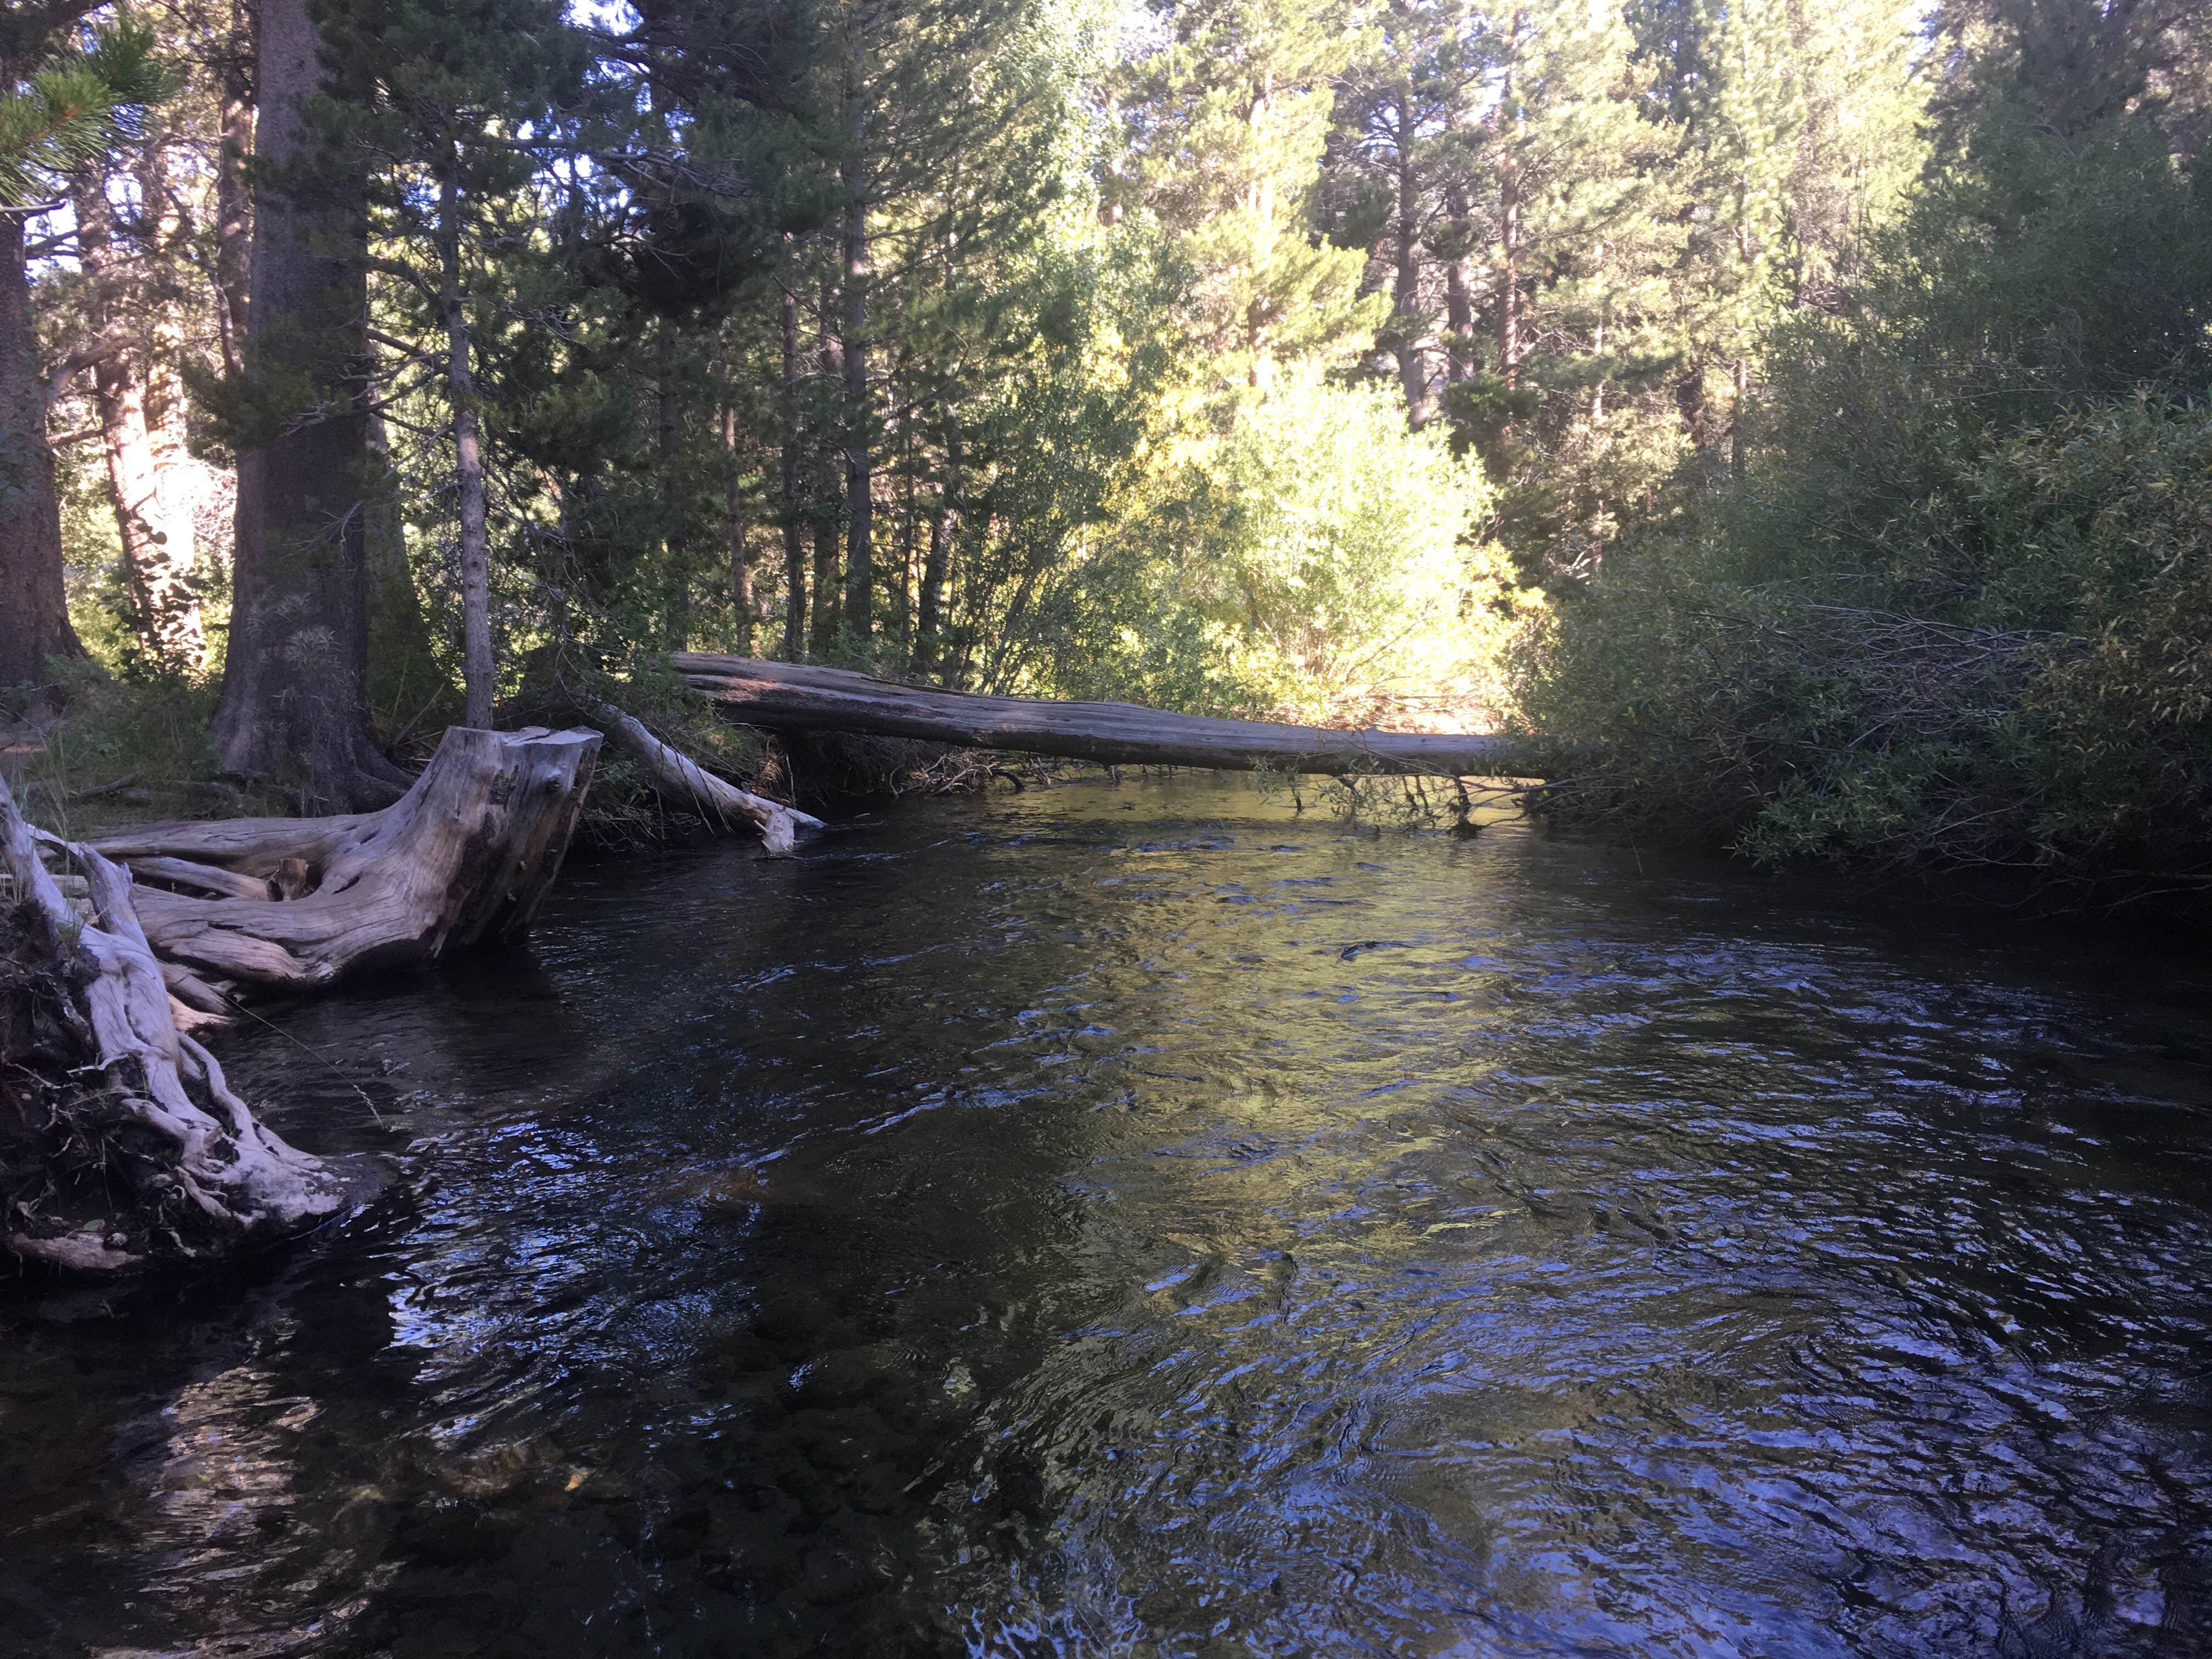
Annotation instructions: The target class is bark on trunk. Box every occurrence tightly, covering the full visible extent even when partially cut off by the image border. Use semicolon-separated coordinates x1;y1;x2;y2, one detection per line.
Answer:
1497;169;1520;393
893;460;916;654
214;0;254;376
723;399;753;655
674;654;1555;778
659;327;690;650
840;165;872;646
913;509;949;678
1;774;346;1274
439;171;495;730
134;129;204;659
363;402;428;684
778;266;805;659
586;701;821;855
89;726;600;990
1392;89;1430;428
0;209;84;693
75;164;205;661
210;0;405;812
810;516;840;660
911;408;960;680
1443;178;1473;385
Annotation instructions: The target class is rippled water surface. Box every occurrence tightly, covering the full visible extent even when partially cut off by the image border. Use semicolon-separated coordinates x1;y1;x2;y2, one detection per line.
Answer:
7;777;2212;1657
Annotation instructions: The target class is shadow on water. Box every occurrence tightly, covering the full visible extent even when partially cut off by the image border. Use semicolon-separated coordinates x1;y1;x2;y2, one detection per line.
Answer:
5;776;2212;1657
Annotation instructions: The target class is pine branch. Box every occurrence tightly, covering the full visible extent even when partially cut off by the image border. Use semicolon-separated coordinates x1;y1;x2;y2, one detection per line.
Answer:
0;17;172;210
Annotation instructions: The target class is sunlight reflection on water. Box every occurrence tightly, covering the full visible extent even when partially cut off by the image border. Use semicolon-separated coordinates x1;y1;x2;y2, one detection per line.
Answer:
5;776;2211;1657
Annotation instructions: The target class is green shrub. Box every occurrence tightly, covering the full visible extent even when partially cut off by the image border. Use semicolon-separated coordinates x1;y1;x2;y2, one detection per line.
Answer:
1515;399;2212;884
1513;121;2212;894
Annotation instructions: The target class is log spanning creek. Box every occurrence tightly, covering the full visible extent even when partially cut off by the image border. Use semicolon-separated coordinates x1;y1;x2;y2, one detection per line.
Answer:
6;776;2212;1657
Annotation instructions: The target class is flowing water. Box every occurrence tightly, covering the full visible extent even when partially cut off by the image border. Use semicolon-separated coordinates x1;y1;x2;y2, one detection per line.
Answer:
5;777;2212;1658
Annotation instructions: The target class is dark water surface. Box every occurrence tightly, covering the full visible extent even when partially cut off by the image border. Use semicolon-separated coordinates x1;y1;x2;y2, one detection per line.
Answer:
6;778;2212;1658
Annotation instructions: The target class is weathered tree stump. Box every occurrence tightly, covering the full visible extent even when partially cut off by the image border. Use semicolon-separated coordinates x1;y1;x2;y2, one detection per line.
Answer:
1;777;345;1273
85;726;602;989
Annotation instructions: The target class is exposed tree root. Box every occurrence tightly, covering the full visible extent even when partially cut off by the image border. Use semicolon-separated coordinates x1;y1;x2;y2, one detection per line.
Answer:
2;775;346;1274
3;725;608;1274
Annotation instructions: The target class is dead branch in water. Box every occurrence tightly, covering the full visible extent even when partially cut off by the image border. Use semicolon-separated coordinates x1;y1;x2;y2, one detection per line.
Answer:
584;701;822;856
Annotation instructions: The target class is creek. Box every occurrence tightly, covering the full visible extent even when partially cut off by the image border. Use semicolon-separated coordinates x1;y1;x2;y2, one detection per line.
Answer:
5;776;2211;1657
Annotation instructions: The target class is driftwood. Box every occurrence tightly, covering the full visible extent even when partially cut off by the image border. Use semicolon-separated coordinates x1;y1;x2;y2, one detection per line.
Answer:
1;776;345;1273
86;726;602;990
588;701;823;856
674;654;1555;778
3;725;605;1273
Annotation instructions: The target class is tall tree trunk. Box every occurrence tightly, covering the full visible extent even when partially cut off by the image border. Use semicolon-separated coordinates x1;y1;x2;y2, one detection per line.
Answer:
778;263;805;659
659;326;689;649
1392;91;1430;428
840;165;872;647
1443;179;1473;385
133;135;205;661
812;279;842;661
213;0;254;377
1497;171;1520;392
893;456;915;656
809;513;840;659
75;182;166;645
912;408;960;680
75;166;202;663
210;0;405;810
723;398;752;655
438;171;493;730
361;398;427;723
1496;11;1524;395
0;209;83;693
914;507;950;679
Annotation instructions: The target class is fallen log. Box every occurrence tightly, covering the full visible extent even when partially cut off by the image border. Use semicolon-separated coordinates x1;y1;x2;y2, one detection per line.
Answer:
587;701;823;856
84;726;601;990
1;776;345;1273
673;654;1555;778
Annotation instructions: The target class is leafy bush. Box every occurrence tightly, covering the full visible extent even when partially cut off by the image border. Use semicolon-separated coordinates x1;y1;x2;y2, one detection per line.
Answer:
1175;369;1506;716
1513;121;2212;895
1516;399;2212;887
1032;368;1538;725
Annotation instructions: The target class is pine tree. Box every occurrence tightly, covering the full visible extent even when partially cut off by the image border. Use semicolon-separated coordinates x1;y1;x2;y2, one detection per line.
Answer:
1115;0;1386;390
1328;0;1487;426
208;0;415;808
1691;0;1804;476
0;12;165;695
1786;0;1927;309
54;1;253;672
309;0;585;726
1435;0;1680;574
